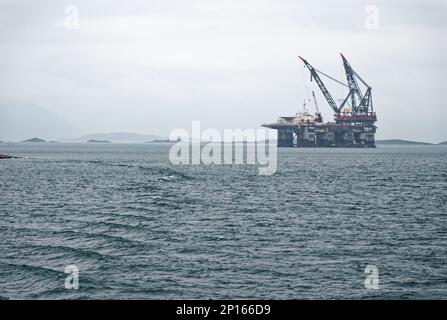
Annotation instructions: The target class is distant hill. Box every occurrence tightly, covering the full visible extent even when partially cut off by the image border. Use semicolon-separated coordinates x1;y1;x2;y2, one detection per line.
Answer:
22;137;46;143
0;104;81;141
438;141;447;145
86;139;111;143
69;132;163;143
376;139;433;145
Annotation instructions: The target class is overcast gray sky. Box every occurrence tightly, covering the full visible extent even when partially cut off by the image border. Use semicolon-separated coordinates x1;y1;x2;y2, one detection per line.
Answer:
0;0;446;142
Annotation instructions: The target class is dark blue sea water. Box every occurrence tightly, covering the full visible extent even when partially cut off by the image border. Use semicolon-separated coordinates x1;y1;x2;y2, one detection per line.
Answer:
0;143;446;299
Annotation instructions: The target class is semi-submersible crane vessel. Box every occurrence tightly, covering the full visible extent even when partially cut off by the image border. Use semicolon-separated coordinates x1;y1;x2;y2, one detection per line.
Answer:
263;54;377;147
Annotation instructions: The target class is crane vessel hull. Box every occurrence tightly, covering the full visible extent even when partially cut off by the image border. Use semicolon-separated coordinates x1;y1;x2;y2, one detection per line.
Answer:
262;121;376;148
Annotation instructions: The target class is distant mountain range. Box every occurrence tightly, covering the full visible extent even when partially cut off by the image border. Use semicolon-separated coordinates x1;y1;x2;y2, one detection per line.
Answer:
0;104;167;143
0;104;444;145
67;132;164;143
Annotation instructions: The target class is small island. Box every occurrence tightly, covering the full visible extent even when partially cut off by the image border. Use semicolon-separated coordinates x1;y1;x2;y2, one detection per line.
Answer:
146;138;181;143
22;137;46;143
376;139;433;145
0;154;18;159
86;139;111;143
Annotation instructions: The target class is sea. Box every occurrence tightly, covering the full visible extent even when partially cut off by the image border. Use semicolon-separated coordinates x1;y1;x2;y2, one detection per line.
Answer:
0;142;446;299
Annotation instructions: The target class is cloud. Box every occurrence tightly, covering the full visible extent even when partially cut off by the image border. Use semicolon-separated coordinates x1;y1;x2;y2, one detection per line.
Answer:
0;0;445;141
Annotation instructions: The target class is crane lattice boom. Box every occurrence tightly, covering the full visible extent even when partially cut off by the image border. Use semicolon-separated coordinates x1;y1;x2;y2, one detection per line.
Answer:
299;54;376;125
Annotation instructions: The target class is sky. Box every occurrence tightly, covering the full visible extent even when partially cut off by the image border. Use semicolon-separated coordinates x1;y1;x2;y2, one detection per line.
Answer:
0;0;446;142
